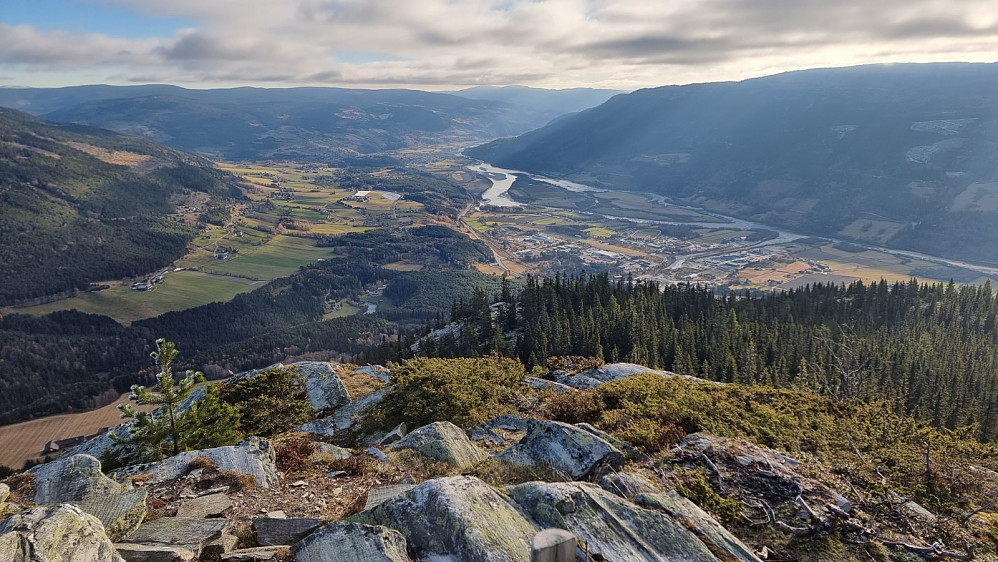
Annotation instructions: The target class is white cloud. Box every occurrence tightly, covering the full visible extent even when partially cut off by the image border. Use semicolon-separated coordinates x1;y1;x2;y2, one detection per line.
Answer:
3;0;998;89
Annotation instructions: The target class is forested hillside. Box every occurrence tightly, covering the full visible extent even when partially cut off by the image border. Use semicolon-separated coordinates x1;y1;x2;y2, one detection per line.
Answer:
468;63;998;264
0;225;494;426
0;108;237;304
435;273;998;442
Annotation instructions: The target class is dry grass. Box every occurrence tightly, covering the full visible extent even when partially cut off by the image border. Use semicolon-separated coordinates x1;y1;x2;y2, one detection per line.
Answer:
337;367;386;399
275;436;317;472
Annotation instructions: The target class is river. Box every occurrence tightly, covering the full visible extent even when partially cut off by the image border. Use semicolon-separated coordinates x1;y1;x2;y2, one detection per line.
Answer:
471;160;998;280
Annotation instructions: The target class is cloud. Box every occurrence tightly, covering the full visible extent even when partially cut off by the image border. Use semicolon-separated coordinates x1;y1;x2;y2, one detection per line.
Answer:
3;0;998;89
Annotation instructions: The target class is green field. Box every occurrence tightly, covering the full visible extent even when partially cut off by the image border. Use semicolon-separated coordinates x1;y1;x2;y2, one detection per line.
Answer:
16;271;261;324
197;235;336;280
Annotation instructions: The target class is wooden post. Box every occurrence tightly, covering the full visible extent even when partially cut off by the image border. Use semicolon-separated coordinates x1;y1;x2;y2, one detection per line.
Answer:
531;529;577;562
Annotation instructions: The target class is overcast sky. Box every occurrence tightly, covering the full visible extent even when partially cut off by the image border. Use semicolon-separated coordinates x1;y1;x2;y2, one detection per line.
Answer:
2;0;997;90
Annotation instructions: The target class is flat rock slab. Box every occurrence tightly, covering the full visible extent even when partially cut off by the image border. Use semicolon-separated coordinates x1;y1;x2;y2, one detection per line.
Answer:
220;546;289;561
176;493;232;518
350;476;537;562
115;543;196;562
364;484;415;511
75;488;148;542
392;421;486;468
252;517;323;546
496;419;624;480
121;517;228;556
1;504;124;562
294;522;411;562
294;361;352;412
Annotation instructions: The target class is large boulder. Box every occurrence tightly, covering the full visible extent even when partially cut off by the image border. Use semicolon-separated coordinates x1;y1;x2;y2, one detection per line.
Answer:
29;455;122;504
130;437;278;487
294;522;410;562
509;481;751;562
391;421;487;468
252;517;323;546
28;454;147;541
291;361;351;412
350;475;538;562
495;420;624;480
0;504;124;562
113;544;195;562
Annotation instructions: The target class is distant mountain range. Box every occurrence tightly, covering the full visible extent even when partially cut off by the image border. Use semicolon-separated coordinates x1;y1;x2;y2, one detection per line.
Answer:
0;108;235;305
468;63;998;265
0;85;621;162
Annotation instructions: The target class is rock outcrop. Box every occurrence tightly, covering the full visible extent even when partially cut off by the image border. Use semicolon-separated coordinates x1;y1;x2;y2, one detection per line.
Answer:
553;362;711;389
350;475;538;562
496;419;625;480
131;437;278;487
0;504;124;562
29;454;147;541
635;492;760;562
509;481;754;562
299;386;390;436
294;522;411;562
230;362;350;413
391;421;487;468
252;517;322;546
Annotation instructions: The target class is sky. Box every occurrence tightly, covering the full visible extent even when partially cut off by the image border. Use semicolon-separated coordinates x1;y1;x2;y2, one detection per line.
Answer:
1;0;997;91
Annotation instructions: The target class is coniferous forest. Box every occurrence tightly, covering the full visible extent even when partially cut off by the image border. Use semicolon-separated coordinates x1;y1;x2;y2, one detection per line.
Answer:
433;273;998;442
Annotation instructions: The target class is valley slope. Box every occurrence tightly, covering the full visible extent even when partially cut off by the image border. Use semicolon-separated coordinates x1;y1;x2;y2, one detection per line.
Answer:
468;63;998;265
0;108;236;305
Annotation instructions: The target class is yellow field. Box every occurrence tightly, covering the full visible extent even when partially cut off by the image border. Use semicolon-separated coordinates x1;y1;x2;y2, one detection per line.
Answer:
0;394;153;469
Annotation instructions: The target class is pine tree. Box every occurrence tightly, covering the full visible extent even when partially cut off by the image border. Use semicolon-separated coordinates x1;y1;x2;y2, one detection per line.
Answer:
116;339;237;461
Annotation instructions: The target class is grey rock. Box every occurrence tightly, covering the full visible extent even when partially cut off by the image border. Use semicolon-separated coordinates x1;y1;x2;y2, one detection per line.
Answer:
265;511;287;519
121;517;228;557
469;427;505;445
598;472;660;499
29;454;122;504
350;476;537;562
635;491;761;562
522;377;576;392
176;493;232;518
557;362;713;389
75;488;148;542
298;387;390;436
496;420;624;480
313;443;352;460
392;421;487;468
510;481;739;562
356;365;392;384
202;533;239;561
530;529;576;562
364;485;416;511
0;483;9;505
0;503;124;562
28;454;147;541
366;447;389;462
220;546;287;561
575;423;646;460
901;500;938;526
294;522;410;562
480;414;533;432
325;471;347;478
293;361;352;412
252;517;322;546
378;423;408;446
114;544;195;562
132;437;278;487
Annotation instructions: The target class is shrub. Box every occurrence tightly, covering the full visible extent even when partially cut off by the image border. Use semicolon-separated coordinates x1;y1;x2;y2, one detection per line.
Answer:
673;467;744;523
275;436;317;472
219;366;314;437
363;355;526;431
216;470;257;491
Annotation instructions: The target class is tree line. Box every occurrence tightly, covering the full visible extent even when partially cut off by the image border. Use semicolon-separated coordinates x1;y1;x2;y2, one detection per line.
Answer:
433;273;998;442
